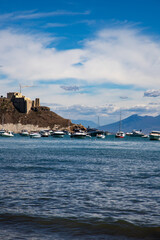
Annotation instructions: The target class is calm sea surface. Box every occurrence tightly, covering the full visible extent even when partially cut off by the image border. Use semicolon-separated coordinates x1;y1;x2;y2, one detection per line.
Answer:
0;135;160;240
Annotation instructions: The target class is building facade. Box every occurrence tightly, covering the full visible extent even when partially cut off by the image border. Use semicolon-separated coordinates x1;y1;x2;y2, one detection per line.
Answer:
7;92;40;113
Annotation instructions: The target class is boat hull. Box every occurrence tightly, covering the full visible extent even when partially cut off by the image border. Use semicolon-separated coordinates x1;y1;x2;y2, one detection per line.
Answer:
1;133;14;137
149;135;160;140
115;132;125;138
52;134;64;138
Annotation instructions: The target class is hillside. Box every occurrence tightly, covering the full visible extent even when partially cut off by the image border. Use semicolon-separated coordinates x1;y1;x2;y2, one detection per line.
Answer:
0;98;71;129
100;114;160;134
72;119;98;128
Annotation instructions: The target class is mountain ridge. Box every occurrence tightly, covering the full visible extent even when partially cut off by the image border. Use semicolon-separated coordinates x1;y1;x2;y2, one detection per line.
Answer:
99;114;160;134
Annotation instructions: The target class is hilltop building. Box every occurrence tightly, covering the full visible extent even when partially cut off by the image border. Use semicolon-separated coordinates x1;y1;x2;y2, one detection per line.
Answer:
7;92;40;113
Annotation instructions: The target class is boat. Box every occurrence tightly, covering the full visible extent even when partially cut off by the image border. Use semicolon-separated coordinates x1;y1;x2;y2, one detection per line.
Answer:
20;130;29;136
115;111;125;138
149;131;160;141
52;130;65;138
96;133;105;139
129;130;146;137
86;127;104;137
71;130;86;139
40;131;49;137
115;131;125;138
0;129;6;136
30;132;41;138
1;131;14;137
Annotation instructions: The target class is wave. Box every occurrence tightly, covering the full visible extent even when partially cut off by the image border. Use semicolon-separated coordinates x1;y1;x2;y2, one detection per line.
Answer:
0;213;160;239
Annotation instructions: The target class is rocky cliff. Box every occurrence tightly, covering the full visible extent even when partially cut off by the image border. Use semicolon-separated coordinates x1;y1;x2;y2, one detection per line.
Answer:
0;97;71;130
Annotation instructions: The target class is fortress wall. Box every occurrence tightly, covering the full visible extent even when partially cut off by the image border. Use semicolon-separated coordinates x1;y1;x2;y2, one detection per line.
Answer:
26;99;33;113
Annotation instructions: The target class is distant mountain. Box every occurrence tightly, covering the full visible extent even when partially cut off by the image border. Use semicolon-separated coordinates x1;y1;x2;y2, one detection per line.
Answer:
72;119;98;128
99;114;160;134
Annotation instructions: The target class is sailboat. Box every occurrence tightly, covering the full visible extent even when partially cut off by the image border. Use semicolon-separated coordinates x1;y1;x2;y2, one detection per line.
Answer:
96;116;105;139
115;111;125;138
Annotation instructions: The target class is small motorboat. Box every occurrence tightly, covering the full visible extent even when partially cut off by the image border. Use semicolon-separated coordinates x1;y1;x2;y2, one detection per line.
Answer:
1;131;14;137
20;130;29;136
30;132;41;138
96;133;105;139
52;130;65;138
149;131;160;141
40;131;49;137
71;130;86;139
0;129;6;136
115;131;125;138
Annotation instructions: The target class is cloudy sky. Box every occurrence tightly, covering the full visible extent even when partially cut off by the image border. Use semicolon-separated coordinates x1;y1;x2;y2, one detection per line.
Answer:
0;0;160;125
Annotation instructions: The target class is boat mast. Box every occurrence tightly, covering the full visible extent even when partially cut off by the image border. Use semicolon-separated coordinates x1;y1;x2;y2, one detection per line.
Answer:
119;111;122;132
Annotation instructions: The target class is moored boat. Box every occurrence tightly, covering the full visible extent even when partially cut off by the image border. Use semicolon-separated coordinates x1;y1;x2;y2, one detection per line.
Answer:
20;130;29;136
96;133;105;139
0;129;6;136
71;130;86;139
52;130;65;138
129;130;145;137
149;131;160;141
30;132;41;138
115;131;125;138
116;111;125;138
40;131;49;137
1;131;14;137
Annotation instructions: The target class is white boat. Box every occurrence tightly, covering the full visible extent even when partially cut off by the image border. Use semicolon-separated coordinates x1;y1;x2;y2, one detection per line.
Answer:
40;131;49;137
115;131;125;138
30;132;41;138
129;130;145;137
115;111;125;138
96;133;105;139
0;129;6;136
149;131;160;141
1;131;14;137
52;130;65;138
71;130;86;139
20;130;29;136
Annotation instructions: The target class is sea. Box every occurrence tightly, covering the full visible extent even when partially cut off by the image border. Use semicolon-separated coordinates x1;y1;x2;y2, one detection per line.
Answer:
0;135;159;240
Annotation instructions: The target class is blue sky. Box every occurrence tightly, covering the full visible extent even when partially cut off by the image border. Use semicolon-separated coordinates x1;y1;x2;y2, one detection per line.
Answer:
0;0;160;125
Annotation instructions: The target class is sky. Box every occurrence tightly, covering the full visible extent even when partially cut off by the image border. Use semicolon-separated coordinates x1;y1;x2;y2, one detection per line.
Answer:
0;0;160;125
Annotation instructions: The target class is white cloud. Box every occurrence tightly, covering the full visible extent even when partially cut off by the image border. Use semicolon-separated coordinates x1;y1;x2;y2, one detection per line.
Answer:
0;10;90;21
1;27;160;87
1;27;160;123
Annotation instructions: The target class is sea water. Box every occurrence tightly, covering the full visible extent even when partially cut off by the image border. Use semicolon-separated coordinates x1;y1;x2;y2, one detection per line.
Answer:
0;135;159;240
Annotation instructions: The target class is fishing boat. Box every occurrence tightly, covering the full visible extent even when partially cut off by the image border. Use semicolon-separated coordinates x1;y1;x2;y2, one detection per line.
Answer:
52;130;65;138
1;131;14;137
115;111;125;138
149;131;160;141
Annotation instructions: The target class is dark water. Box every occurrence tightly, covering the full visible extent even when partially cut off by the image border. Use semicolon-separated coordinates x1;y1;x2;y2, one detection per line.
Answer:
0;135;160;240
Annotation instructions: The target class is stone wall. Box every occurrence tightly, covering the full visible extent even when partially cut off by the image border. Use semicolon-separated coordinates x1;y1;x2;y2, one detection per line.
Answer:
0;123;50;133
